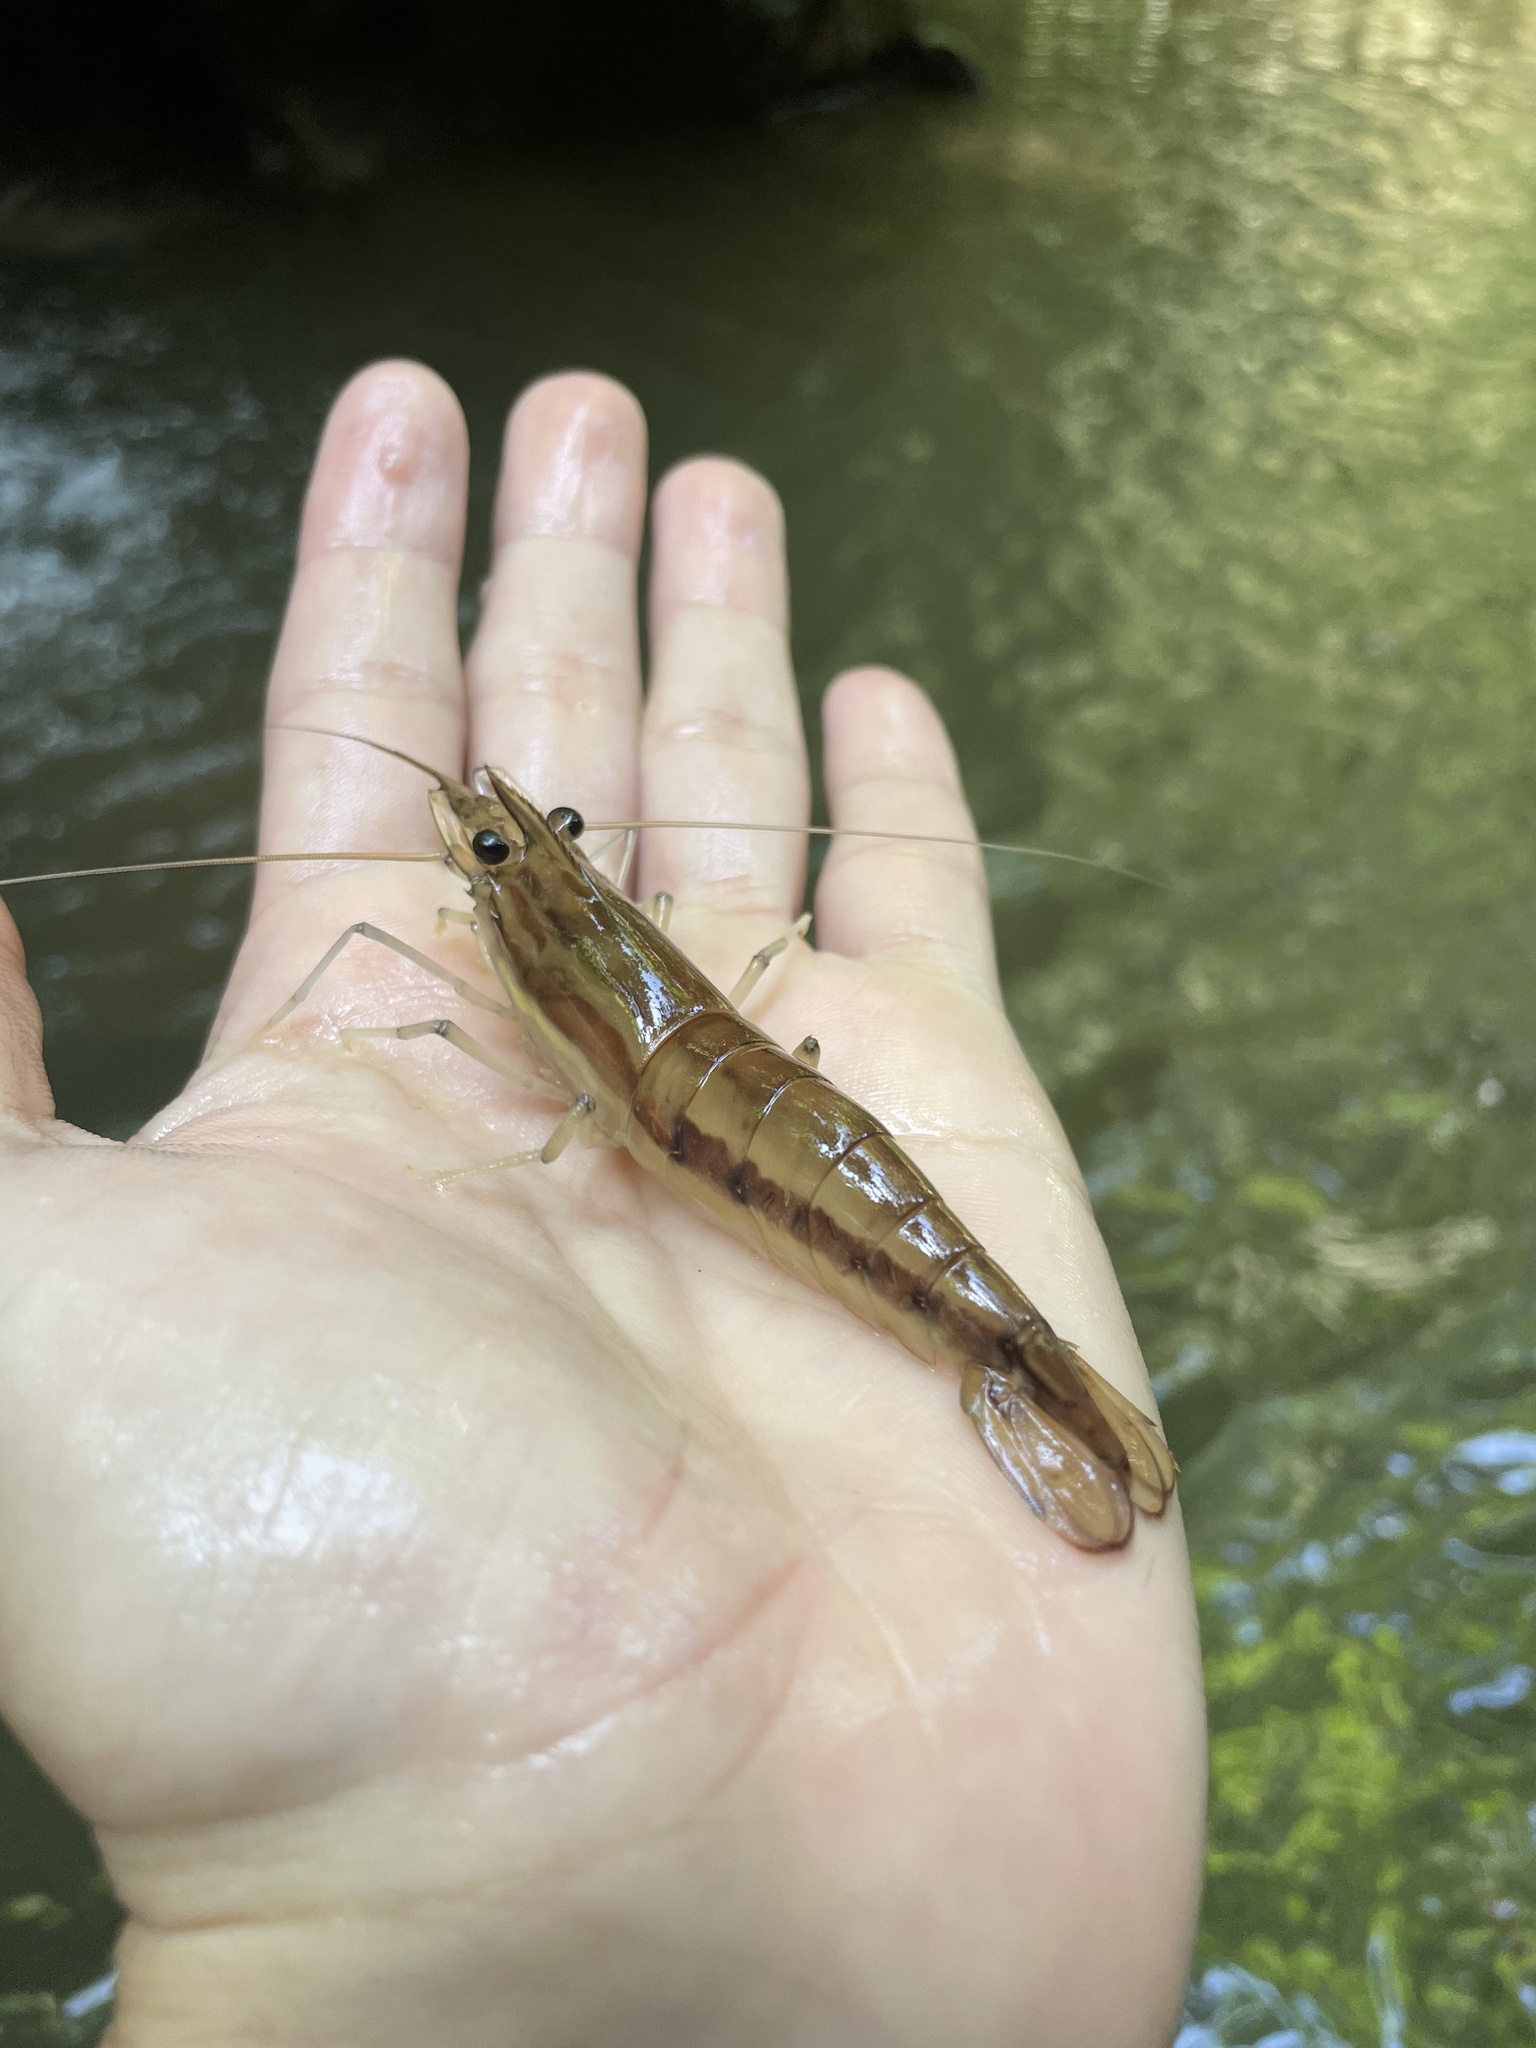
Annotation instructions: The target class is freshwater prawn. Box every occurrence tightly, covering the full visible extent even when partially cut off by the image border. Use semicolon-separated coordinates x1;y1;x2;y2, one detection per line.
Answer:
4;723;1174;1552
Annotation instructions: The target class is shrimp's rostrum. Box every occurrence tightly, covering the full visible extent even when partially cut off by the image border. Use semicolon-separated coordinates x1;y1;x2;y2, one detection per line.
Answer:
317;755;1178;1555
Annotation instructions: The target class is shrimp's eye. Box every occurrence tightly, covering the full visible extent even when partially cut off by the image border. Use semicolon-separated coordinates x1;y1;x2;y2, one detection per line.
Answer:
471;829;511;866
547;806;584;840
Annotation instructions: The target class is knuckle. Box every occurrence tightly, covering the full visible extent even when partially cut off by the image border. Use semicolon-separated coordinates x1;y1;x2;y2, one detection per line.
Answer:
479;647;625;717
646;703;802;761
292;656;456;705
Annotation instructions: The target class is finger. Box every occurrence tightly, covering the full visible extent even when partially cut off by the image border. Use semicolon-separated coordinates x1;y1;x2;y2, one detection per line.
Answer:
257;360;470;889
640;458;809;958
465;373;647;824
0;906;54;1131
816;668;999;1000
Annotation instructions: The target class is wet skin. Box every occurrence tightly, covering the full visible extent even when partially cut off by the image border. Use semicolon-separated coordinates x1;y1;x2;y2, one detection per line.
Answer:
0;364;1206;2048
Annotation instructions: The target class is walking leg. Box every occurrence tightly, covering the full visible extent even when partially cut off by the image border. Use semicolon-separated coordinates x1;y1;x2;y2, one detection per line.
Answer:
729;913;811;1009
262;923;513;1033
426;1094;599;1190
340;1018;569;1104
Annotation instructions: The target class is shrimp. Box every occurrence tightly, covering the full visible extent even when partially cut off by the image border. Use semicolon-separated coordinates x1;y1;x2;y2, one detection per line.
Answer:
1;742;1176;1552
248;737;1175;1553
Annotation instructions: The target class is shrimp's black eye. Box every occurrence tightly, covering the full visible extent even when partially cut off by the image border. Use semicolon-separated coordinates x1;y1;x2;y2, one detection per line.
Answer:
470;829;511;866
547;806;584;840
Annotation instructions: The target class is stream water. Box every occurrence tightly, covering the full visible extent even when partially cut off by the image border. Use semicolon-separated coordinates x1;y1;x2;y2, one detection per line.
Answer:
3;1;1535;2040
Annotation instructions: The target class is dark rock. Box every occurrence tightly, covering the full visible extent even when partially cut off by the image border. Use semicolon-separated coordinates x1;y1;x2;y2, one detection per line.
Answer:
0;0;983;185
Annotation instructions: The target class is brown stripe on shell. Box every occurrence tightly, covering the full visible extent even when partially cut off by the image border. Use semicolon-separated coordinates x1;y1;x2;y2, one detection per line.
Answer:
631;1011;762;1157
671;1041;813;1190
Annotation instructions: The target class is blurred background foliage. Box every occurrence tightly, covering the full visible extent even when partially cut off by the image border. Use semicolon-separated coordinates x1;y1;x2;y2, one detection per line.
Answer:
3;0;1535;2042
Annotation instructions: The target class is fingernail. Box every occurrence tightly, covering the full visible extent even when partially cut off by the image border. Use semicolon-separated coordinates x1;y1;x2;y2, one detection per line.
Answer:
304;363;467;565
500;375;646;553
655;460;786;625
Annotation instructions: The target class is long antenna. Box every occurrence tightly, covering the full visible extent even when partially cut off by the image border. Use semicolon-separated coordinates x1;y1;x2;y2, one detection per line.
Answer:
269;725;1162;887
0;852;441;889
274;723;453;784
1;723;1162;891
588;819;1161;887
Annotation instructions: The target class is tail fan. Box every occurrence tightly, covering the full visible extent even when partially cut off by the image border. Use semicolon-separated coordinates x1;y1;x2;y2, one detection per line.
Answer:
961;1367;1134;1551
1067;1351;1178;1517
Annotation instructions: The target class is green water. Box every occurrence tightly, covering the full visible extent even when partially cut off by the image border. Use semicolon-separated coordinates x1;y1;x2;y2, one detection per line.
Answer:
4;1;1536;2040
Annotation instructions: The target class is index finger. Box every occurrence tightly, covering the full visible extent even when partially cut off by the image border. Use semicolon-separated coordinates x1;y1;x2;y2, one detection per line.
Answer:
209;363;468;1050
256;361;470;892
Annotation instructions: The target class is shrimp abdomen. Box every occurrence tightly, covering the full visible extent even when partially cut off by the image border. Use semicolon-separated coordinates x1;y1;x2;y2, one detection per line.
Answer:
626;1012;1150;1506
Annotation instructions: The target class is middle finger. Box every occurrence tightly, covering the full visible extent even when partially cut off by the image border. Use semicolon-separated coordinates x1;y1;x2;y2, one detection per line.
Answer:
466;373;647;822
639;457;810;976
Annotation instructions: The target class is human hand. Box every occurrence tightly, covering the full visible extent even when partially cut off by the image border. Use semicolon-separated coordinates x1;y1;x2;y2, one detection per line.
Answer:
0;363;1205;2047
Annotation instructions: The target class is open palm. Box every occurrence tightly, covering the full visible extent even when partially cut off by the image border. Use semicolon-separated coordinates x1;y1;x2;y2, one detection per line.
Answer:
0;366;1204;2048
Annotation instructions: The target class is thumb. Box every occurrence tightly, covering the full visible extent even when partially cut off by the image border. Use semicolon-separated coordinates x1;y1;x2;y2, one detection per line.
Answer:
0;902;56;1129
